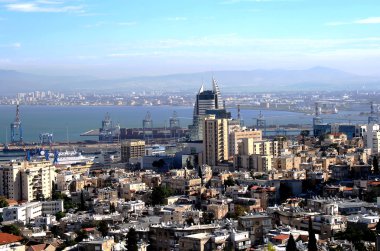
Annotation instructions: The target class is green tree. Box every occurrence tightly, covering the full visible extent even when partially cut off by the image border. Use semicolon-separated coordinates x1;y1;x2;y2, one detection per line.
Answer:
234;205;246;218
55;211;66;221
202;212;215;224
126;228;138;251
50;225;63;237
110;203;116;213
373;156;379;175
75;230;89;242
308;217;318;251
185;217;195;226
224;176;235;187
1;224;21;236
286;234;298;251
0;197;9;208
79;191;87;211
98;220;109;237
264;243;276;251
334;224;376;250
376;221;380;234
152;159;165;169
150;186;172;206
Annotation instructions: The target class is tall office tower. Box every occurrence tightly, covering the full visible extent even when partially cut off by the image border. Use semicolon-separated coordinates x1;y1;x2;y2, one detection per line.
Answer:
364;124;380;154
121;140;146;163
190;79;223;140
0;160;56;201
203;115;228;166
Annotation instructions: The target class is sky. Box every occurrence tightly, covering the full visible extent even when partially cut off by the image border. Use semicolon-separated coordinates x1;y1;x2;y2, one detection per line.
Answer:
0;0;380;77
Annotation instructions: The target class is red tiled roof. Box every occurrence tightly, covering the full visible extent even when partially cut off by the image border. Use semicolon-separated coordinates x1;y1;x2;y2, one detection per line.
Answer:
0;233;23;245
273;234;289;240
83;228;96;232
29;244;47;251
369;181;380;186
5;199;18;206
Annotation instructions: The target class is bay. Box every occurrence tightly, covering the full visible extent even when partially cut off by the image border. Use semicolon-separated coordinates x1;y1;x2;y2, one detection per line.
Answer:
0;105;368;143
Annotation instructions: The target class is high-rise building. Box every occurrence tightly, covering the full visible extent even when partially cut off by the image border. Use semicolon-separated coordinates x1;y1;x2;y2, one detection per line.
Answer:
121;140;146;163
0;160;56;201
190;78;224;140
203;115;228;166
364;124;380;154
229;129;262;158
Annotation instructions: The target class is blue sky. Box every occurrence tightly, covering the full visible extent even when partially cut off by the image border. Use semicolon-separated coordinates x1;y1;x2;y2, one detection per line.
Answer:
0;0;380;77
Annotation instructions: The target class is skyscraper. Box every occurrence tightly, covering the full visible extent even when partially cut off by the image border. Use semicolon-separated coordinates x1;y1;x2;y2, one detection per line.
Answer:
190;78;224;140
203;115;228;166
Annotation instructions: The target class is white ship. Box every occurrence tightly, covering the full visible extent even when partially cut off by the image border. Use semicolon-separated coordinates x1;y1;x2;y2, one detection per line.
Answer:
55;150;95;165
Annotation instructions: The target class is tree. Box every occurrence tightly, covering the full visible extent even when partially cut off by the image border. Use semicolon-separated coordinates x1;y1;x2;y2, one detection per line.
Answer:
1;224;21;236
376;221;380;234
50;225;63;237
55;211;66;221
0;197;9;208
202;212;215;224
286;234;298;251
75;230;89;242
224;176;235;187
264;243;276;251
126;228;138;251
79;191;87;211
234;205;246;218
308;217;318;251
185;217;195;226
373;156;379;175
98;220;109;237
110;203;116;213
152;159;165;169
150;186;172;206
335;224;376;251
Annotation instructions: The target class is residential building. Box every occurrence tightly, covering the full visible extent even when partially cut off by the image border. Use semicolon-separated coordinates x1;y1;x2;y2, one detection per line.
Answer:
203;116;228;166
0;160;56;201
121;139;145;163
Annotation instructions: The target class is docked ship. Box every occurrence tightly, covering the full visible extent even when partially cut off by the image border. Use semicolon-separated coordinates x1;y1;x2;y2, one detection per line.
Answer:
53;150;95;166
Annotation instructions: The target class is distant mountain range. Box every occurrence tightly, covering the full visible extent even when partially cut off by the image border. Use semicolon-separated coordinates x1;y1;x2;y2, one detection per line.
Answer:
1;67;379;94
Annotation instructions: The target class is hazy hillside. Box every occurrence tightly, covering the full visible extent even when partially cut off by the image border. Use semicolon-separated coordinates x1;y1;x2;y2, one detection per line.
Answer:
1;67;379;94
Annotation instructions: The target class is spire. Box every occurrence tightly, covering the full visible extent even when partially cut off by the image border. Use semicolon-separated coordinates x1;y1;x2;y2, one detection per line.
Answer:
212;77;223;109
198;84;204;94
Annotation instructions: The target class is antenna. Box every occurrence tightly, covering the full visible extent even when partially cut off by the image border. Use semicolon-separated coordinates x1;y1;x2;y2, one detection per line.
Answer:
66;126;69;145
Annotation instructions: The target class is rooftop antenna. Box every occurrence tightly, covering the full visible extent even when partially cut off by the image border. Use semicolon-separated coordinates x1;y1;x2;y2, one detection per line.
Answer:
237;104;241;120
66;126;69;145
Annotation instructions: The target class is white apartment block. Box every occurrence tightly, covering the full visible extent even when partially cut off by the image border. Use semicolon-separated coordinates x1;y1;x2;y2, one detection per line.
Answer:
2;200;63;223
0;160;56;201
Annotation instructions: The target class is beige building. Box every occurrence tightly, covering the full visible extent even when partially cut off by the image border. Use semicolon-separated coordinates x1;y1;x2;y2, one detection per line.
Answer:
203;116;228;166
179;233;211;251
273;155;302;170
229;129;262;157
234;154;272;172
121;140;145;163
0;160;56;201
238;139;278;157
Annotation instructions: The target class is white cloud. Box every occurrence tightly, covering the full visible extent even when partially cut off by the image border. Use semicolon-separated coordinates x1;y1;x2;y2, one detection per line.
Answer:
355;17;380;24
5;1;84;13
117;21;137;26
0;42;21;48
166;16;187;21
326;17;380;26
